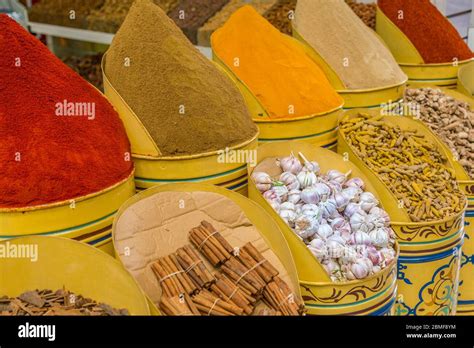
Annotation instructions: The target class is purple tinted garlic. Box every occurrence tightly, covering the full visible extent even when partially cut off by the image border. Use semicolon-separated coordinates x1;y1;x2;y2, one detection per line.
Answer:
287;189;301;204
339;246;358;264
349;211;373;233
359;192;379;212
333;192;350;211
344;177;365;190
301;187;320;205
252;171;273;192
278;154;302;174
316;221;333;239
326;169;346;184
368;206;391;227
272;184;288;201
297;171;317;189
366;245;381;266
351;260;369;279
344;202;362;218
342;186;362;202
263;190;280;203
313;182;331;201
280;172;300;190
320;199;338;219
308;242;328;260
322;259;340;274
369;228;390;248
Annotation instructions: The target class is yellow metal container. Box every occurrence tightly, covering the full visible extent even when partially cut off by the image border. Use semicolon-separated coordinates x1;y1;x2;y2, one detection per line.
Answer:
457;62;474;97
211;41;344;149
404;87;474;315
247;141;399;315
0;236;150;315
292;27;407;110
0;173;135;244
102;54;258;193
376;7;474;88
112;182;303;315
337;112;466;315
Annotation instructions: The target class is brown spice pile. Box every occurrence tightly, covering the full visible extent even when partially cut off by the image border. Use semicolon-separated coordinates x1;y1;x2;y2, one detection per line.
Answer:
63;53;104;91
264;0;297;35
29;0;104;28
345;0;376;29
105;0;257;156
87;0;179;33
169;0;230;44
0;289;129;316
406;88;474;179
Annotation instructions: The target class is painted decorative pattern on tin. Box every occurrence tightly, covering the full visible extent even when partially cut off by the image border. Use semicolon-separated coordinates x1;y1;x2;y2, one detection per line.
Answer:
464;185;474;195
395;253;460;316
397;216;463;242
301;268;395;304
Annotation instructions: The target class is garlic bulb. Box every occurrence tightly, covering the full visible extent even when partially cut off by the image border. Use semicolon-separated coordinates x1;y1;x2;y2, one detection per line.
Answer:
295;215;318;239
308;238;328;260
360;192;379;212
369;228;390;248
297;171;317;189
252;171;273;192
280;172;300;191
256;151;396;282
344;202;362;217
351;260;369;279
280;209;297;226
313;182;331;201
349;211;372;233
333;192;349;211
287;189;301;204
278;154;303;174
342;187;362;202
319;198;338;219
344;177;365;190
272;185;289;201
303;161;320;174
316;221;333;239
327;169;346;184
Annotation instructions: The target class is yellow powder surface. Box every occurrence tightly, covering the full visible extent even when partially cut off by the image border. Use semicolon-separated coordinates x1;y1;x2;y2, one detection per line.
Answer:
211;6;343;119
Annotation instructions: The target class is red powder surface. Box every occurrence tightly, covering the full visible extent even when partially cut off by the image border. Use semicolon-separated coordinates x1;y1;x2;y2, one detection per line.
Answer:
379;0;473;63
0;15;133;208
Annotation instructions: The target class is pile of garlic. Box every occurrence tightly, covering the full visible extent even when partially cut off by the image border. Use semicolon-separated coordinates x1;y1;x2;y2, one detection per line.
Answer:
252;152;397;282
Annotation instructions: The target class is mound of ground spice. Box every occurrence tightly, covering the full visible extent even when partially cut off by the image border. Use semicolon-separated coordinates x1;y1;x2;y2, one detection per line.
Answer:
263;0;296;35
197;0;276;47
294;0;406;90
169;0;229;44
212;6;343;119
87;0;179;33
105;0;257;156
378;0;473;64
0;15;133;208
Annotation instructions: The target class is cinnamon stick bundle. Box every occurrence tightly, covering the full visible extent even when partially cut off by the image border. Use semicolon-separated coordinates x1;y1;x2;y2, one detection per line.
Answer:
189;221;233;267
176;245;215;289
221;257;266;296
210;274;255;315
262;277;301;316
159;294;200;316
238;243;279;284
192;289;243;316
152;254;198;296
